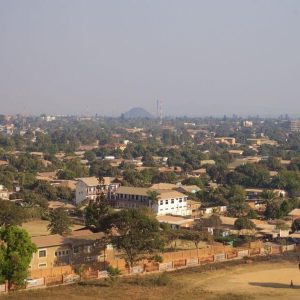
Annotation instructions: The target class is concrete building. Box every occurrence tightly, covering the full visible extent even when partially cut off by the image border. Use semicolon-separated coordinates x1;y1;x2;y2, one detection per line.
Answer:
243;120;253;128
0;185;9;200
214;137;236;145
111;186;190;216
30;230;106;272
75;177;120;204
290;120;300;132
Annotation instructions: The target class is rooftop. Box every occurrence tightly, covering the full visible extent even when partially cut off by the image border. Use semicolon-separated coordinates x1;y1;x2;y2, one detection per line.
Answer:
77;176;116;187
31;230;105;248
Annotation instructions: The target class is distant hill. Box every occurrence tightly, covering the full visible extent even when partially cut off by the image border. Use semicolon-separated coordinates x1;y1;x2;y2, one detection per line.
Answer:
121;107;153;119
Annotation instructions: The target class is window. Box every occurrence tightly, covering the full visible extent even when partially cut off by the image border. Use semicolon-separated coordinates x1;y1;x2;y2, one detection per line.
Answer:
84;256;95;262
84;245;92;253
171;199;174;204
73;247;79;254
184;198;187;202
160;200;163;205
55;250;70;257
38;250;46;258
38;263;47;269
165;200;168;205
179;199;182;203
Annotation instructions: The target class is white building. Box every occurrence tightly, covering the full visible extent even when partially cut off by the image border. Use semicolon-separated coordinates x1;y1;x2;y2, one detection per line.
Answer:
75;177;120;204
0;185;9;200
243;120;253;128
111;186;190;216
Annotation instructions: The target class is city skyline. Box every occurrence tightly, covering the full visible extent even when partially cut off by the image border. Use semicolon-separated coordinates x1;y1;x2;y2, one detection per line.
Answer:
1;1;300;116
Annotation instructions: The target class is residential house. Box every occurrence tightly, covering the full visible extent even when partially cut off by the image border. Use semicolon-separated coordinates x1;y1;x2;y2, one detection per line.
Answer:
187;200;201;218
200;205;227;215
156;215;194;230
30;230;106;273
176;185;201;194
214;137;236;145
288;208;300;221
200;160;215;166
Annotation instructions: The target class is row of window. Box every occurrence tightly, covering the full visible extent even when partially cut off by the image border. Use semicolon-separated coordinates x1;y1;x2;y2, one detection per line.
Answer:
118;194;147;201
159;198;186;205
55;250;70;257
160;206;184;211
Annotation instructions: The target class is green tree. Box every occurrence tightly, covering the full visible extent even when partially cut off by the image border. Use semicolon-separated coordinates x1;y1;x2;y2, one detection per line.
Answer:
85;193;111;231
234;217;256;230
104;209;164;269
208;214;222;228
264;199;282;219
0;226;37;288
56;186;73;201
227;185;249;217
0;200;26;226
247;209;258;219
48;207;72;235
34;180;57;200
180;230;207;249
275;220;289;230
291;218;300;232
182;177;205;189
147;190;160;207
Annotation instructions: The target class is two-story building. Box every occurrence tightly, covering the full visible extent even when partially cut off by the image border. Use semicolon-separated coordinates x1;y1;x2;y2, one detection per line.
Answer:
30;230;106;273
111;186;190;216
75;177;120;204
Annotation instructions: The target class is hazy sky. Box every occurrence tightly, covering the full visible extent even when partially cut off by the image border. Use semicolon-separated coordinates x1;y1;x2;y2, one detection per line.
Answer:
0;0;300;117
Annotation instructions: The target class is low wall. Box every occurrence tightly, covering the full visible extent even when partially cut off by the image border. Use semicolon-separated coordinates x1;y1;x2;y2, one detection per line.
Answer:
25;243;296;290
26;278;45;289
30;265;73;279
0;282;8;294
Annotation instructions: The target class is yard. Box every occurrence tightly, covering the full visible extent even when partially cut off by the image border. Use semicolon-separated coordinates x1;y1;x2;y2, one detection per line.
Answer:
2;255;300;300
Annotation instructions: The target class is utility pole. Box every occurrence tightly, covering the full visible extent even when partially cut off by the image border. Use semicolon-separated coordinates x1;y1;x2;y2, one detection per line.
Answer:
156;99;163;124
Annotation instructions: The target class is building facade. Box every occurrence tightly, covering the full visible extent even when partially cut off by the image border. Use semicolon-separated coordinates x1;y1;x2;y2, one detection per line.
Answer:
111;186;190;216
30;230;106;272
75;177;120;204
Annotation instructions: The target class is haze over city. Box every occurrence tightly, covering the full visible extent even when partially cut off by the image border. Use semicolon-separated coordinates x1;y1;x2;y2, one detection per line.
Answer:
1;0;300;116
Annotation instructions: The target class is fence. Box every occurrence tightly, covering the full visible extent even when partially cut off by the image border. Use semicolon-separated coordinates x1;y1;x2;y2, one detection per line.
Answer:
21;243;297;291
26;278;45;289
0;282;8;294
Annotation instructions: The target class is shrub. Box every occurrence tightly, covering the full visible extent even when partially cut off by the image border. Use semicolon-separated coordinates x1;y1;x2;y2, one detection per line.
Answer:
153;254;163;263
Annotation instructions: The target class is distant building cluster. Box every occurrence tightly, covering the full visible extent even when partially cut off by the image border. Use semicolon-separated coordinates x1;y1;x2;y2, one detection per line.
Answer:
290;120;300;132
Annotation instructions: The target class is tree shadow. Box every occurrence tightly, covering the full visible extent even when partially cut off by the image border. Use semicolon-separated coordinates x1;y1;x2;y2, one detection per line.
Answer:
249;282;300;289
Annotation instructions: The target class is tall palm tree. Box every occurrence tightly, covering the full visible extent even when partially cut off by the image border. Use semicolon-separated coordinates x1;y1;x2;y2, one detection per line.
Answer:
147;190;160;208
261;190;276;202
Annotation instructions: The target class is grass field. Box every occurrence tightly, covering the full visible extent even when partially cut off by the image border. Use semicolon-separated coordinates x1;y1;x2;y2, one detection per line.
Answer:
2;255;300;300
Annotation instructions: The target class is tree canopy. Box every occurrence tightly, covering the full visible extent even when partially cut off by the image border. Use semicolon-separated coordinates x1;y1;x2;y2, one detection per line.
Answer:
103;209;164;268
0;226;37;288
48;207;72;235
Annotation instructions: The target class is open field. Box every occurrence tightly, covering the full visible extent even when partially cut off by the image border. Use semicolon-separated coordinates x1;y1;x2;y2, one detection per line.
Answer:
2;255;300;300
21;220;85;236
